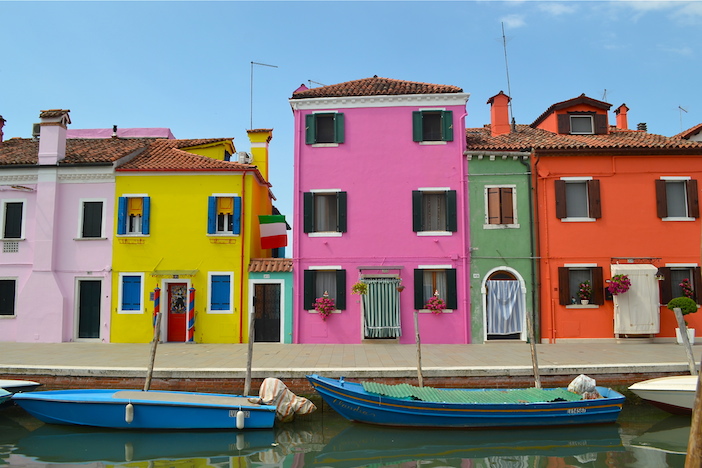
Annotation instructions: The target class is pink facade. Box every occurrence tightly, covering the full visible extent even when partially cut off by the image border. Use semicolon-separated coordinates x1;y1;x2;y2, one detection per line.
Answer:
290;78;471;344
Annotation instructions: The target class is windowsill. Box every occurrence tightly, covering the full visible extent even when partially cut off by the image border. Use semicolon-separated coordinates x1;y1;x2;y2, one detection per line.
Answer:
307;310;342;314
118;310;143;315
0;315;16;319
662;217;696;221
207;233;239;237
117;233;148;237
560;217;596;222
566;304;599;309
483;224;520;230
0;238;24;241
417;231;453;236
308;232;343;237
420;309;454;314
75;237;108;241
208;309;233;314
418;141;448;145
311;143;339;148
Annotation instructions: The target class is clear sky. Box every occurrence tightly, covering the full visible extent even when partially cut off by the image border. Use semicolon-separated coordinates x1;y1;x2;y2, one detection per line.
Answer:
2;1;701;232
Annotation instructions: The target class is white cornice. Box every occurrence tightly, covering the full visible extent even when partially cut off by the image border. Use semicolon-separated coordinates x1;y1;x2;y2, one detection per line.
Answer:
289;93;470;111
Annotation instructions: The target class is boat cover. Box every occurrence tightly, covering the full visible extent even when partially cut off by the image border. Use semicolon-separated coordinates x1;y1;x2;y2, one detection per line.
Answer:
253;378;316;422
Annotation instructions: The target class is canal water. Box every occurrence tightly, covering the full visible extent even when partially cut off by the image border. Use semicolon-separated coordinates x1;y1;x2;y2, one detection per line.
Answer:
0;402;690;467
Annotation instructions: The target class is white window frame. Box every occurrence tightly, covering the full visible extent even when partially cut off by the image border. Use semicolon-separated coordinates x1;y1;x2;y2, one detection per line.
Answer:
307;266;342;314
211;193;239;236
77;198;106;239
563;263;598;309
570;115;594;135
311;111;341;148
0;277;18;318
207;271;234;314
417;107;449;145
416;187;453;236
308;189;343;238
660;176;695;221
483;184;519;229
559;177;596;222
0;198;26;240
121;193;149;236
118;272;145;314
417;264;454;313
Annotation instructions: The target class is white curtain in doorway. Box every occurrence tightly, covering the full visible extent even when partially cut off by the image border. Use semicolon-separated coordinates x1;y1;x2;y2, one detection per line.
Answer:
486;280;522;334
612;264;660;334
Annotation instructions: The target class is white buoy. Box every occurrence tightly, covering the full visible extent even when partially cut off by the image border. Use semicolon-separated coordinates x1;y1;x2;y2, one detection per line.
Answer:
236;410;245;429
125;403;134;424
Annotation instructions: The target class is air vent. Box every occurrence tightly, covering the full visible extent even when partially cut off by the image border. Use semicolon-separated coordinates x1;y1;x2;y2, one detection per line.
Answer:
3;241;19;253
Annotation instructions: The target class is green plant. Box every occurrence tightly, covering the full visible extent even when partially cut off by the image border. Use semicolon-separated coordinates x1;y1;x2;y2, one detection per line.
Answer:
351;281;368;295
667;296;698;316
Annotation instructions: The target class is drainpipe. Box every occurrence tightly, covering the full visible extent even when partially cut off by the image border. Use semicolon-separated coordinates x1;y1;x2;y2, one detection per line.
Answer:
239;169;249;343
459;112;469;344
291;105;302;344
519;154;539;343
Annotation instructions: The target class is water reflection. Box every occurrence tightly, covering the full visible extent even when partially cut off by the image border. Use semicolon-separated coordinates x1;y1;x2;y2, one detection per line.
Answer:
0;404;691;468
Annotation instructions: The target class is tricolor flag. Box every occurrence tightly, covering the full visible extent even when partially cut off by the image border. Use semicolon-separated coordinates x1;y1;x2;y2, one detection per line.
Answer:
259;215;288;249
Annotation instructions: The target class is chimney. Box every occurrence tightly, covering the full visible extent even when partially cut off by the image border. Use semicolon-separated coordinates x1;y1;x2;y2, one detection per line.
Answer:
112;125;118;138
637;122;648;132
487;91;511;136
615;104;629;130
247;128;273;181
0;115;5;143
37;109;71;165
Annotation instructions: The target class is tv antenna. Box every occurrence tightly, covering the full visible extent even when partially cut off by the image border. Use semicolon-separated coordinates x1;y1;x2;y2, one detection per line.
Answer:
308;80;326;88
679;105;688;132
501;22;515;127
250;61;278;129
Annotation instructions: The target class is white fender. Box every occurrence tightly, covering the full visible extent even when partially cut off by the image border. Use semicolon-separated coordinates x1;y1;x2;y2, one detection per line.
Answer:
236;410;245;429
125;403;134;424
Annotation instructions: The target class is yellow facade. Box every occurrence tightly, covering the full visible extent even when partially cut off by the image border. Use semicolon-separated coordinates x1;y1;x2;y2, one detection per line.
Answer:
111;138;274;343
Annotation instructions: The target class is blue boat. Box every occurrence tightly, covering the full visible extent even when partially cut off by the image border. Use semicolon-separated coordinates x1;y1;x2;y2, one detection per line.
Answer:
12;389;277;430
307;374;624;428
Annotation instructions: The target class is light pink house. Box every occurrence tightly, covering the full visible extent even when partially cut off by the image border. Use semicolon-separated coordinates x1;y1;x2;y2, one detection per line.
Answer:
290;77;471;344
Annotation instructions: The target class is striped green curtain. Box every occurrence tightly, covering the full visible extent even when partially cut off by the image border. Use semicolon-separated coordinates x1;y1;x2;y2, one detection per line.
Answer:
363;278;401;338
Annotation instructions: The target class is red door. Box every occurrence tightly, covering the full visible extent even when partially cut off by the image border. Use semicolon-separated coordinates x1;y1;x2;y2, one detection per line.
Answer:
167;283;188;342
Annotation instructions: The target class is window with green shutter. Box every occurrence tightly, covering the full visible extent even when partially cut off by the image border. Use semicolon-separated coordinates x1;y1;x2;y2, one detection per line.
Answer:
306;113;345;145
412;110;453;142
303;191;347;234
2;201;23;239
413;268;457;310
303;269;346;310
412;190;457;233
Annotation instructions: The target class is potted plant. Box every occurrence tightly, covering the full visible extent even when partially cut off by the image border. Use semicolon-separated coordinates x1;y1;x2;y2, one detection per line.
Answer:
351;281;368;295
607;274;631;296
424;291;446;314
667;296;698;344
578;280;592;305
314;292;336;320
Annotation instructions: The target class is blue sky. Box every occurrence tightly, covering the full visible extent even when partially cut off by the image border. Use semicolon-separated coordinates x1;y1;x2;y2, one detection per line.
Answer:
2;1;701;229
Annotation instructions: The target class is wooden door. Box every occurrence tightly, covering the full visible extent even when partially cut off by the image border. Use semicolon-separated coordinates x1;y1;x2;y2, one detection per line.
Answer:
167;283;188;342
78;280;101;339
253;283;281;342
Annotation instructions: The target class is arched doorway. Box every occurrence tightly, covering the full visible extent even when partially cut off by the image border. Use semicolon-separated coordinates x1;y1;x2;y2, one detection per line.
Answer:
483;269;526;341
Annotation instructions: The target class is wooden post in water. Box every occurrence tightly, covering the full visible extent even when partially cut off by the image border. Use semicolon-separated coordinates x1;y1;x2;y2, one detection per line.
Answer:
673;308;698;376
526;312;541;389
144;312;162;392
685;362;702;467
244;307;256;396
413;309;424;388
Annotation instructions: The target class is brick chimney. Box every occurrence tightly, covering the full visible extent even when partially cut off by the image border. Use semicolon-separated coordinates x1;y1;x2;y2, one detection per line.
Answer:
0;115;5;143
37;109;71;165
615;104;629;130
247;128;273;181
487;91;511;136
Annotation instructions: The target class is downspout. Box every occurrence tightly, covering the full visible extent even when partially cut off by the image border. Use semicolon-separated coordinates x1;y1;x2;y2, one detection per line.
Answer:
239;169;249;343
459;112;469;343
533;152;554;343
292;104;302;343
519;154;539;343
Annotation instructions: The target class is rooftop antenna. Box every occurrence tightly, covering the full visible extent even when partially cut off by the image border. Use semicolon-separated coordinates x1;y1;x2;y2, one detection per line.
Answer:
501;22;515;130
308;80;326;88
250;61;278;129
602;89;607;101
679;106;688;132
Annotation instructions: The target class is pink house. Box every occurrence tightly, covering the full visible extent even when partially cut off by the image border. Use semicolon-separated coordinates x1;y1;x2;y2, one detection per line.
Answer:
290;77;471;344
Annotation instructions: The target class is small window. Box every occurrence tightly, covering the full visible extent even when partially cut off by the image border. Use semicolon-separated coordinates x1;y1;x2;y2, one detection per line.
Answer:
306;113;345;145
303;269;346;310
119;274;143;313
117;196;150;235
0;279;16;316
412;190;457;233
555;179;601;220
557;113;607;135
413;110;453;142
209;273;233;313
486;186;516;226
413;268;458;310
81;201;104;238
2;201;23;239
557;266;604;305
207;196;241;235
656;179;699;219
570;115;594;134
303;191;347;234
658;266;702;304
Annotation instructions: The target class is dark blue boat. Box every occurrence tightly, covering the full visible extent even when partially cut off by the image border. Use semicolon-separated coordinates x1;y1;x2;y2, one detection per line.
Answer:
307;374;624;428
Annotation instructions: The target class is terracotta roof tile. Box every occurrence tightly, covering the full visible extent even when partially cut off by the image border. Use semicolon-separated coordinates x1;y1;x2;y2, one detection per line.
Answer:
248;258;293;273
674;123;702;140
466;125;702;153
291;76;462;99
0;137;152;166
116;139;251;171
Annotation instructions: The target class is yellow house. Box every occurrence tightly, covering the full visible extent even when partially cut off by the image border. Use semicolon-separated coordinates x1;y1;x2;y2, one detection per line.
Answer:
111;131;276;343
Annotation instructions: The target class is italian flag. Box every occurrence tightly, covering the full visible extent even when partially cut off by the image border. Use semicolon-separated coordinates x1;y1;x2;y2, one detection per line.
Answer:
259;215;288;249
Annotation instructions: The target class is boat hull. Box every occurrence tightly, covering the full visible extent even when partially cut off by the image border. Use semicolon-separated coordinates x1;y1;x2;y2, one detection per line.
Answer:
0;379;41;394
629;375;698;415
307;374;624;428
12;389;277;430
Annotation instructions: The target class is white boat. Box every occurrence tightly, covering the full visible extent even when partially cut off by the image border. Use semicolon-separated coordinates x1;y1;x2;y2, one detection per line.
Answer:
629;375;699;415
0;379;41;394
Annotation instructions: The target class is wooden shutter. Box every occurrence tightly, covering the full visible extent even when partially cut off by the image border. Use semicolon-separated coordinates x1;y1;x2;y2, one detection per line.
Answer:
558;267;570;305
591;267;604;305
334;113;345;144
335;269;347;310
687;179;699;218
117;197;127;235
82;201;102;238
142;197;151;235
207;197;217;234
658;267;672;305
655;180;668;218
121;276;141;311
303;192;314;233
555;180;567;219
305;114;316;144
446;268;458;309
442;111;454;142
487;188;501;224
594;114;608;134
587;180;602;219
303;270;316;310
211;275;231;310
446;190;457;232
557;114;570;134
412;111;423;142
232;196;242;235
694;267;702;305
501;188;514;224
413;269;424;309
412;190;423;232
337;191;347;233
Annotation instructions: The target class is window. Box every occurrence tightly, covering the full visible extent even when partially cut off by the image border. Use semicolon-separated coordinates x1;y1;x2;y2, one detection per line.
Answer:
557;112;607;135
81;200;104;238
117;196;150;235
656;178;699;219
303;191;347;234
413;267;458;310
658;266;702;304
413;110;453;142
119;273;143;313
555;179;601;220
207;196;241;235
557;266;604;305
306;113;344;145
412;189;457;233
485;186;517;227
1;200;24;239
209;273;233;313
0;279;16;316
303;269;346;311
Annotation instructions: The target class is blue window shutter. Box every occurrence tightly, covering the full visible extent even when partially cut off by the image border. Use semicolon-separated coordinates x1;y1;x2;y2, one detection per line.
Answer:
334;113;345;143
142;197;151;235
211;275;230;310
117;197;127;235
442;110;454;141
122;276;141;311
207;197;216;234
233;196;242;235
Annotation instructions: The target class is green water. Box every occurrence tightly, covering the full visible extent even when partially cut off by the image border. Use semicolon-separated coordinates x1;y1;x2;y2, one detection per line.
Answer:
0;402;690;467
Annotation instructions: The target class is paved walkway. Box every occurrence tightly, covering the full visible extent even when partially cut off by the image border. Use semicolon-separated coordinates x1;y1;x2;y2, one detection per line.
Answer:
0;341;699;380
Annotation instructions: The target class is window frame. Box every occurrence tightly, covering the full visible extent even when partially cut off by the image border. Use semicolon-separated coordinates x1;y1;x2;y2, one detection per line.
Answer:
557;112;607;135
79;198;106;239
117;195;151;236
303;190;347;236
118;272;144;314
1;199;25;240
484;185;518;228
555;178;601;221
412;109;454;144
557;265;604;306
207;194;242;236
0;278;17;317
413;266;458;311
656;177;699;221
303;267;346;312
208;271;234;314
412;188;457;235
658;265;702;305
305;112;345;146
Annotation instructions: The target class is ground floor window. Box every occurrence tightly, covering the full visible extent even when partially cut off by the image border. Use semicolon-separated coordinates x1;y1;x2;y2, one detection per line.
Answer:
0;279;16;316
